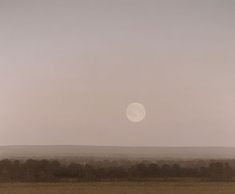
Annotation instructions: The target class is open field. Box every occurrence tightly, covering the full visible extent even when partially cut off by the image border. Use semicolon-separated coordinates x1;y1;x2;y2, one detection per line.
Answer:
0;181;235;194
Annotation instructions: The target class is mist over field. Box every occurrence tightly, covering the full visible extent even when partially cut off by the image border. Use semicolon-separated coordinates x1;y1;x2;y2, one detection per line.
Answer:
1;145;235;160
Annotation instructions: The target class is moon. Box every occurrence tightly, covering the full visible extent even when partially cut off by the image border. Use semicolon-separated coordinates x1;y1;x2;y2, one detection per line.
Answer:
126;103;146;122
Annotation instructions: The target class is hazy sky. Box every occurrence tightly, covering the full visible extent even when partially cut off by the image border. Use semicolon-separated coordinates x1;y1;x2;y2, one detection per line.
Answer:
0;0;235;146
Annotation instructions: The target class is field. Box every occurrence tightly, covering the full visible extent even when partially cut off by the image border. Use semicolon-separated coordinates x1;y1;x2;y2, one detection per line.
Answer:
0;181;235;194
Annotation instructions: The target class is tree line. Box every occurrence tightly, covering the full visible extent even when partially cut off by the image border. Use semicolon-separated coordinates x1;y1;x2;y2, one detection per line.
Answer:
0;159;233;182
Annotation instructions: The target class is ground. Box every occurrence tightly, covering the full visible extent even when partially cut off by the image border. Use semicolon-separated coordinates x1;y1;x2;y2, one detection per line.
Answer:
0;181;235;194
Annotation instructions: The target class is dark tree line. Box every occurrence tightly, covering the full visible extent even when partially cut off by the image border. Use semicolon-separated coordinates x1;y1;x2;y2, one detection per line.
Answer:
0;159;233;182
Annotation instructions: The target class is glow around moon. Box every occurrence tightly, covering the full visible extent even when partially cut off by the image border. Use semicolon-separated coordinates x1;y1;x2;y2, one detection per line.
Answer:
126;103;146;122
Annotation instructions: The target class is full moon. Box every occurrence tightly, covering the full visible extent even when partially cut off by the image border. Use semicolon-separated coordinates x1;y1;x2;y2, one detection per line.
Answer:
126;103;146;122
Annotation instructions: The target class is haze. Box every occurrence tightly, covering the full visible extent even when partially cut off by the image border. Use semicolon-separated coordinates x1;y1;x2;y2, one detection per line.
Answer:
0;0;235;146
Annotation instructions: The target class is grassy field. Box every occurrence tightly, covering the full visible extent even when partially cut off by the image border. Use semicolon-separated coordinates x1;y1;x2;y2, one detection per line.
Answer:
0;181;235;194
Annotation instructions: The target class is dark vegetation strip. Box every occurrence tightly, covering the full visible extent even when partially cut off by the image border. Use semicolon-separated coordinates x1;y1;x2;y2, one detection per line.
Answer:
0;159;233;182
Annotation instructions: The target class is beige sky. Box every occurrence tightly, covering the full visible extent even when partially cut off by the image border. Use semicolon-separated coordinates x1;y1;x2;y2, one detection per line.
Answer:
0;0;235;146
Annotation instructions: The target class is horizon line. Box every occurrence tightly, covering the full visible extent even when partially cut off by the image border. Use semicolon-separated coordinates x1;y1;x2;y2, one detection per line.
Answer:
1;144;235;148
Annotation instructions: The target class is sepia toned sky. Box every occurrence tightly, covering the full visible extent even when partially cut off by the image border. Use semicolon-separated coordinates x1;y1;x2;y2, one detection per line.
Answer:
0;0;235;146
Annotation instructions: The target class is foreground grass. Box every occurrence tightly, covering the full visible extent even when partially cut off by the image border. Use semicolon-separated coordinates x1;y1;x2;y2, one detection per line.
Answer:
0;181;234;194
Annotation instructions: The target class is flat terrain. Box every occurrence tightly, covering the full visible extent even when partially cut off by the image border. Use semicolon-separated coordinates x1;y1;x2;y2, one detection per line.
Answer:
2;145;235;160
0;181;235;194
